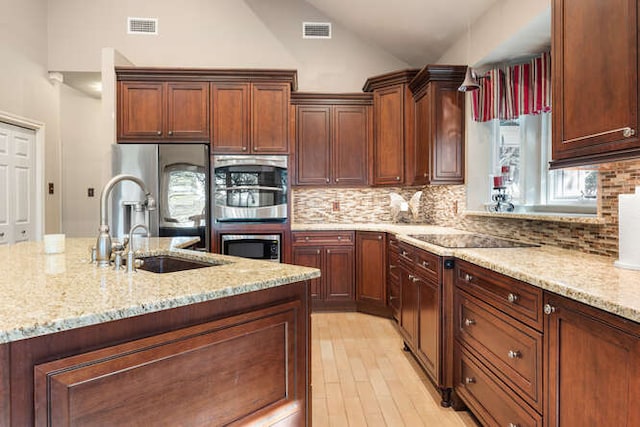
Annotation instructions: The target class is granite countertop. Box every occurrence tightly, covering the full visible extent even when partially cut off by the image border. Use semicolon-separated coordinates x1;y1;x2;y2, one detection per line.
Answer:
293;223;640;324
0;237;320;344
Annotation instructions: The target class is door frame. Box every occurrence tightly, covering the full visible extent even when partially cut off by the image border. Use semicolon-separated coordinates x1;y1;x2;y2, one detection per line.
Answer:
0;110;46;241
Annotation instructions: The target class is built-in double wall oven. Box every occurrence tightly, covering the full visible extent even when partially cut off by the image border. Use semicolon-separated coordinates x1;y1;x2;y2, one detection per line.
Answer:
214;155;288;263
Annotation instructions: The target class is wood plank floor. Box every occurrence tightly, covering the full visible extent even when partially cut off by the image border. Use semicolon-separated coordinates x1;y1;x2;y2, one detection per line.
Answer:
311;312;479;427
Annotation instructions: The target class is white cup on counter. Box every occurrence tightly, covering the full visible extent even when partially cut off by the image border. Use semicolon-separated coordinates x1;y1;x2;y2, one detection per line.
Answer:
44;234;65;254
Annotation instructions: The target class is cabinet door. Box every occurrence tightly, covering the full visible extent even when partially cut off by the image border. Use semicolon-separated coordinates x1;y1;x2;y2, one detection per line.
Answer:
373;85;405;185
410;89;431;186
333;105;369;185
431;83;464;184
251;83;290;153
552;0;640;166
400;269;419;348
211;83;250;153
325;246;354;302
165;82;209;141
356;232;386;305
292;246;323;300
417;277;440;382
118;82;164;139
295;106;331;185
545;294;640;426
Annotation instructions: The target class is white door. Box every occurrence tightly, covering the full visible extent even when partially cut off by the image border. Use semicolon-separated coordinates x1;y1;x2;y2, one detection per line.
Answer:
0;122;35;245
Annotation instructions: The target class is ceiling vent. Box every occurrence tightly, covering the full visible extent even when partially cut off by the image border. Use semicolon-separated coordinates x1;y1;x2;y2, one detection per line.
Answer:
128;17;158;35
303;22;331;39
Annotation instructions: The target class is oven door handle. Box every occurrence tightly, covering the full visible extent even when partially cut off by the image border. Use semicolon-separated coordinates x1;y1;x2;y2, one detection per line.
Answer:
216;186;285;192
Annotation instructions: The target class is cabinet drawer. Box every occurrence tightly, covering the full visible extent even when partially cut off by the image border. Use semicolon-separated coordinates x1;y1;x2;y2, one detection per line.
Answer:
456;260;543;331
456;347;542;427
414;248;440;283
292;231;354;246
456;291;542;411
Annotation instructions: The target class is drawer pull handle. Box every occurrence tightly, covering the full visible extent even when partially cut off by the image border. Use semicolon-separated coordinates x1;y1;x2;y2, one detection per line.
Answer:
389;296;398;301
544;304;556;315
389;264;397;269
411;276;419;283
507;293;519;303
422;261;429;268
464;318;476;327
464;273;473;282
508;424;520;427
464;377;475;384
508;350;521;359
408;274;415;280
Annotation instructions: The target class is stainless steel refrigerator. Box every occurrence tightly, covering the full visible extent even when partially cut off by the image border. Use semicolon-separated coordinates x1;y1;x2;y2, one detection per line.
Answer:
111;144;210;251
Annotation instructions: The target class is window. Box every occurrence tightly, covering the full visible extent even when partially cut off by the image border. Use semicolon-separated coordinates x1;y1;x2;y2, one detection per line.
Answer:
490;114;597;213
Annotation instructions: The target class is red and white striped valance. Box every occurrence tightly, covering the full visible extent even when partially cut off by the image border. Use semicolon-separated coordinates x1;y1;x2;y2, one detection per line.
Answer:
472;51;551;122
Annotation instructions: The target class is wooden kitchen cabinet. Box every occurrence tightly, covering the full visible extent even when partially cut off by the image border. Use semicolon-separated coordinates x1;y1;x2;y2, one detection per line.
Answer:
387;235;401;321
292;231;356;311
212;82;290;154
118;81;209;142
292;93;371;186
408;65;466;185
356;231;389;316
544;292;640;427
551;0;640;167
453;260;544;424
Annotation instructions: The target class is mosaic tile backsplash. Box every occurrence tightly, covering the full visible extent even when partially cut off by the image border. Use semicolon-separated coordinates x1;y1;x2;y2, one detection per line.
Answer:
292;159;640;258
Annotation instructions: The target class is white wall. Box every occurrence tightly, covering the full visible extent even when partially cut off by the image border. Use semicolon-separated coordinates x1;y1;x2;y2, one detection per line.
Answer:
47;0;409;91
59;84;102;236
0;0;62;233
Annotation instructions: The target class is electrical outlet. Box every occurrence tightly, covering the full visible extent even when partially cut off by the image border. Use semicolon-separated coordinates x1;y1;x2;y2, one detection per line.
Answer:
48;182;54;195
88;188;95;197
332;201;340;211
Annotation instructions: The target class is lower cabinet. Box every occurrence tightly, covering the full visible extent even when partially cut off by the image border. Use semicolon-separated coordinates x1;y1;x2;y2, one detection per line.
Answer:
544;292;640;427
387;236;401;321
292;231;355;310
453;260;543;425
356;231;390;316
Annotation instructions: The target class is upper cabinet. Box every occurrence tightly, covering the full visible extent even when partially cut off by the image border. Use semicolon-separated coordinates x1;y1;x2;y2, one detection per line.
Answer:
363;70;418;186
115;68;297;149
408;65;466;185
212;82;291;154
292;93;371;186
551;0;640;167
118;81;209;142
363;67;465;186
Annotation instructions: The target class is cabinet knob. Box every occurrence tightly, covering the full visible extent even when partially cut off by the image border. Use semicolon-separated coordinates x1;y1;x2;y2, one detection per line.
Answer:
623;127;636;138
422;261;429;268
464;273;473;282
401;250;409;257
465;377;475;384
377;235;382;240
395;176;400;181
408;274;415;280
327;249;331;254
508;350;522;359
337;236;342;240
508;423;520;427
168;130;173;136
336;178;340;183
305;236;309;241
507;293;519;303
389;264;397;269
242;147;247;151
544;304;556;315
464;318;476;327
316;250;320;255
326;178;330;183
156;131;162;136
389;296;398;301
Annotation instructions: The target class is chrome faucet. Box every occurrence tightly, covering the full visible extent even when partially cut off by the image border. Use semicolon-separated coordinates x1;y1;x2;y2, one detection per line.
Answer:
126;223;149;273
96;174;156;267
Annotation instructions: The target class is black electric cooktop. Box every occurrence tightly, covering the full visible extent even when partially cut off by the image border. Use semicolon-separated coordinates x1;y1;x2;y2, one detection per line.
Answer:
408;233;539;248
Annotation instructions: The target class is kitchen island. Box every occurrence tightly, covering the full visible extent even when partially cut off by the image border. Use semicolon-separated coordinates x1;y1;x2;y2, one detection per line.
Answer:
0;237;320;426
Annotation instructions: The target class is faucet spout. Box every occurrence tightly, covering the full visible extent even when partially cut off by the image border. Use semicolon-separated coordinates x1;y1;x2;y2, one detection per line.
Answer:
96;174;155;267
126;223;150;273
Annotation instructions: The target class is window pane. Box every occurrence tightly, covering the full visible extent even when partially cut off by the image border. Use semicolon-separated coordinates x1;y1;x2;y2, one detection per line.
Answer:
498;120;521;201
549;169;597;201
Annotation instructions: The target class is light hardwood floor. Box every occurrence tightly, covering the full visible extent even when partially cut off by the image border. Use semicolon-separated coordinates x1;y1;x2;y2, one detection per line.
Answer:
311;312;478;427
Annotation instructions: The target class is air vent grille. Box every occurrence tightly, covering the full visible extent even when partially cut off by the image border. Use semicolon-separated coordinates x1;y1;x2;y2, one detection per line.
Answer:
128;17;158;35
303;22;331;39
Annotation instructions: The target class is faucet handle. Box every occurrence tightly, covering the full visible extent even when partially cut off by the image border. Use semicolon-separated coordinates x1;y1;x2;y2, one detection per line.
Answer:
113;249;125;270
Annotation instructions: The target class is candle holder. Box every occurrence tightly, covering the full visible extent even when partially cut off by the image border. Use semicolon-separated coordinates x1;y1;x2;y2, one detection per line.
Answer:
488;187;515;212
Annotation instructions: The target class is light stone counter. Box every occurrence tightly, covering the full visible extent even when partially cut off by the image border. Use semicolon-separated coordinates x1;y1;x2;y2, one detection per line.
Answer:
0;237;320;344
293;223;640;323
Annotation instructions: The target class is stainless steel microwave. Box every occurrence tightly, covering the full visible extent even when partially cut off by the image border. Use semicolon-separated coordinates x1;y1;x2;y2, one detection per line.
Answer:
213;155;288;222
221;234;281;262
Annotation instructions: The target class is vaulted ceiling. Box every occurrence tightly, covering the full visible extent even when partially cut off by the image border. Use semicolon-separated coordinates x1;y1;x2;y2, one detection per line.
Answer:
304;0;499;66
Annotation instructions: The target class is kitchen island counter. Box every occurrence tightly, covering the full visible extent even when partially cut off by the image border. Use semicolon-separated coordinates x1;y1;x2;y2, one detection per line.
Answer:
0;237;319;344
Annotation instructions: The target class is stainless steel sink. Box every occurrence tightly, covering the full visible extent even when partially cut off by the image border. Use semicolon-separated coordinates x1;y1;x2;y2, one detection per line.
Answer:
137;255;227;274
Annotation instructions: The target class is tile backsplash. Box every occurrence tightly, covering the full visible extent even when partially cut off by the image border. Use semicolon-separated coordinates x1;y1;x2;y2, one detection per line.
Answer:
293;159;640;258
